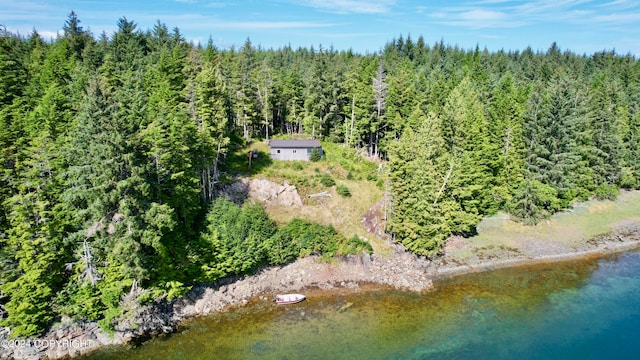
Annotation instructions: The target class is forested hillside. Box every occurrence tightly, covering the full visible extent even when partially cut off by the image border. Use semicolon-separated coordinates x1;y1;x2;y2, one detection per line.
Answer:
1;13;639;336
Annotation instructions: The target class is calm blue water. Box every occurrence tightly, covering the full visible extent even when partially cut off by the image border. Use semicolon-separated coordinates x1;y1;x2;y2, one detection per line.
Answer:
85;250;640;360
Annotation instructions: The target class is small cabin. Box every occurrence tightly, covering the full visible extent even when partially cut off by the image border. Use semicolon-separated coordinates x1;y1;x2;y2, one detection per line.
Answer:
269;140;323;161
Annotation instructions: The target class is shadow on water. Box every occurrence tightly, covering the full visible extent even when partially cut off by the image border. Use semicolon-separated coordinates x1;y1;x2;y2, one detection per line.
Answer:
83;251;640;360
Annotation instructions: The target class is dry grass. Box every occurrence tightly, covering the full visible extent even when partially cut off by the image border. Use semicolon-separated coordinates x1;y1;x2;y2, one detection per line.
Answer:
265;179;389;254
235;141;391;255
447;190;640;262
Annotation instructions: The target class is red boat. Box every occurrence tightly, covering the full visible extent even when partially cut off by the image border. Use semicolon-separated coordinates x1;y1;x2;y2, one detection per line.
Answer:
274;294;306;305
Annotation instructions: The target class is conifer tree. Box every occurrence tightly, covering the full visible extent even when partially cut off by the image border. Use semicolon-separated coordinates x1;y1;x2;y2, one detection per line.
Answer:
62;11;91;60
61;75;151;324
193;57;231;202
370;59;388;158
385;57;416;140
588;71;625;194
281;66;304;135
621;108;640;188
388;111;450;255
441;77;495;231
344;56;375;149
487;72;527;206
1;131;63;336
231;39;258;141
523;78;591;207
255;57;274;140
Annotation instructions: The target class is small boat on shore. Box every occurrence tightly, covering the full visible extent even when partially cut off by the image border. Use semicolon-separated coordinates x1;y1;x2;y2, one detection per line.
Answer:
274;294;306;305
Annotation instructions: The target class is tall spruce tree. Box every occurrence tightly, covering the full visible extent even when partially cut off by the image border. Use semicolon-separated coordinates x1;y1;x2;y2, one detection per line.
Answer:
193;57;231;202
441;77;495;232
388;111;450;255
1;131;63;337
588;71;625;194
487;72;527;206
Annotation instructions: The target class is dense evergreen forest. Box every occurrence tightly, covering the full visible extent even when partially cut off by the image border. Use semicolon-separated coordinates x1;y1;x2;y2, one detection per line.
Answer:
1;13;639;336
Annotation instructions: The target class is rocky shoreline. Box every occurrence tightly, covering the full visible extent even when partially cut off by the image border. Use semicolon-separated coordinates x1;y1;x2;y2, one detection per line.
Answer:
2;225;640;359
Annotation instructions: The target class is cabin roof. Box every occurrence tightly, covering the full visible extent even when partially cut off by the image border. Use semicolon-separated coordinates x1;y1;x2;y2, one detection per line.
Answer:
269;140;321;148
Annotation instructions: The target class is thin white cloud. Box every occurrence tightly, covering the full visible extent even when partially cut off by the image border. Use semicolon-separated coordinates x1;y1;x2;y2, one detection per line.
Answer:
428;0;640;29
460;9;508;22
432;6;523;28
599;0;640;8
127;13;337;30
593;12;640;23
203;1;236;8
513;0;593;18
291;0;397;14
37;30;60;39
306;31;389;39
208;20;336;30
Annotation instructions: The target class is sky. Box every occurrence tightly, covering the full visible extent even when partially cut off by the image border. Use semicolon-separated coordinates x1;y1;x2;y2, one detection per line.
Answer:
2;0;639;56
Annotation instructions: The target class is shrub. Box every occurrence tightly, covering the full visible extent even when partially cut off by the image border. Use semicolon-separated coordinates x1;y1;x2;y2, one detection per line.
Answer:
309;148;322;162
340;235;373;255
509;179;561;225
320;174;336;187
336;184;351;197
264;229;300;265
280;219;340;257
292;162;304;170
198;199;276;282
594;184;619;200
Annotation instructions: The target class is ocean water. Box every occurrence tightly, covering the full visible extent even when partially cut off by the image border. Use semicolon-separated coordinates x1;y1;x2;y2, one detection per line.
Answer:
84;250;640;360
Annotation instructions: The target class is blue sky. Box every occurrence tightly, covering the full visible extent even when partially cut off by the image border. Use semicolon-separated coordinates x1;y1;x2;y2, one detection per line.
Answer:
2;0;639;56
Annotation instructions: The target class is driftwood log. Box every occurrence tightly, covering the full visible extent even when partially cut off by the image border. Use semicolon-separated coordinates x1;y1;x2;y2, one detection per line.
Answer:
308;191;332;198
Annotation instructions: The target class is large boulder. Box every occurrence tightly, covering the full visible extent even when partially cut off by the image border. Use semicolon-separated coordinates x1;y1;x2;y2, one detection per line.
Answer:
244;179;303;207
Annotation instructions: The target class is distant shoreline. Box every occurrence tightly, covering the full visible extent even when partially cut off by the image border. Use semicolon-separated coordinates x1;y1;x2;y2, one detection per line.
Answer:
433;232;640;280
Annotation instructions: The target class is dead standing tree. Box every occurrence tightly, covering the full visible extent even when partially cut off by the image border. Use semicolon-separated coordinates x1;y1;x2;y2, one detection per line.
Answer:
372;59;388;159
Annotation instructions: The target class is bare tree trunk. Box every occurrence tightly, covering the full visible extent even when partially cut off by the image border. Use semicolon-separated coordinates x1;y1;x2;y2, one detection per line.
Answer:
374;130;379;159
349;94;355;147
372;60;387;159
83;239;97;286
319;108;323;139
434;160;454;205
243;112;249;142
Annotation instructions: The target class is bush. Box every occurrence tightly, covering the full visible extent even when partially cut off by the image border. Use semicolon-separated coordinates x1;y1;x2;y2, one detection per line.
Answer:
264;229;300;265
340;235;373;255
198;199;277;282
309;148;322;162
319;174;336;187
336;184;351;197
509;179;561;225
594;184;619;200
292;162;304;170
278;219;340;257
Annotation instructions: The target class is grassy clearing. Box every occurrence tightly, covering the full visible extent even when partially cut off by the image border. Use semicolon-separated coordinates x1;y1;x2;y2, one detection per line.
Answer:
224;141;640;261
457;190;640;257
223;141;390;255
